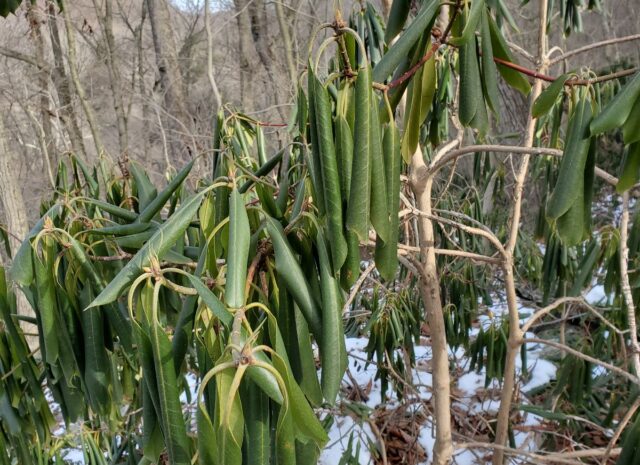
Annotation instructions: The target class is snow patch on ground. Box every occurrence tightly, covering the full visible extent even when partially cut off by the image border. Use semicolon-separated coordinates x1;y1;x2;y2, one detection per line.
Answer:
319;292;563;465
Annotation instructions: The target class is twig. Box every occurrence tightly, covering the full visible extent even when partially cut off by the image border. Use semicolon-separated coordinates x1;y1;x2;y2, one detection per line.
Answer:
522;297;626;335
619;192;640;376
457;442;621;464
441;42;638;86
374;1;461;91
549;33;640;65
367;417;388;465
601;397;640;464
433;248;501;265
422;144;617;187
523;338;640;385
425;213;506;257
493;1;549;460
400;193;504;252
343;262;376;315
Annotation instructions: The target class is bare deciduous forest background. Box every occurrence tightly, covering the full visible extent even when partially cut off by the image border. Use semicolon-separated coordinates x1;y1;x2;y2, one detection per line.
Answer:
0;0;638;234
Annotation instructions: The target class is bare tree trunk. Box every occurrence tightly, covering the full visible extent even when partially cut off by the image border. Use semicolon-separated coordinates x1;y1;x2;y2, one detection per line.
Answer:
274;0;297;89
27;3;54;164
619;192;640;377
410;146;453;465
248;0;287;120
204;0;222;109
492;1;548;463
60;0;107;165
146;0;193;164
94;0;128;156
135;2;151;163
47;2;86;159
233;0;256;111
0;118;37;349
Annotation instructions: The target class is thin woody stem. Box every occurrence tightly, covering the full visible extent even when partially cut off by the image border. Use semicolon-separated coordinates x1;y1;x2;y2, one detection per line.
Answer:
549;33;640;65
523;338;640;384
492;0;548;462
379;0;461;91
491;56;637;85
619;192;640;378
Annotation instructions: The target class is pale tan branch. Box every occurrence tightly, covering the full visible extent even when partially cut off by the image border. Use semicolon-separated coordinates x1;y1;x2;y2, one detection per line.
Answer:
426;214;506;257
493;2;549;461
424;145;618;187
342;262;376;316
397;241;500;264
619;192;640;376
0;46;51;73
458;442;621;464
549;33;640;65
458;442;590;465
602;397;640;464
523;338;640;384
399;194;505;255
433;248;501;265
522;297;627;335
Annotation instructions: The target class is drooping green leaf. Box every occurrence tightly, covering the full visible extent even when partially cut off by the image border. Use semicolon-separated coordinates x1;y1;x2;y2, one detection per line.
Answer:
197;402;218;465
622;95;640;144
401;38;436;162
532;74;570;118
316;229;346;405
616;414;640;465
87;190;207;309
547;97;592;220
340;230;361;290
136;160;194;224
10;204;61;287
617;142;640;193
480;9;501;115
150;320;191;465
216;364;244;465
335;115;354;201
307;65;326;216
369;95;390;243
384;0;411;44
449;0;486;46
79;287;111;416
347;66;372;241
265;217;322;338
293;306;323;406
267;315;329;446
225;188;250;309
32;239;59;365
591;72;640;135
375;124;401;281
0;0;21;18
312;76;348;270
129;161;158;213
459;37;482;127
373;0;439;82
242;380;271;465
487;13;531;95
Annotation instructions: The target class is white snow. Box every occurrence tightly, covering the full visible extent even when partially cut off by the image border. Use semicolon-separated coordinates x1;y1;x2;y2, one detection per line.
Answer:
585;284;611;305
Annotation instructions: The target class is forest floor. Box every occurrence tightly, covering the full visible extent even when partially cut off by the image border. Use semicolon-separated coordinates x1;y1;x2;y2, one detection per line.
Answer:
316;285;611;465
